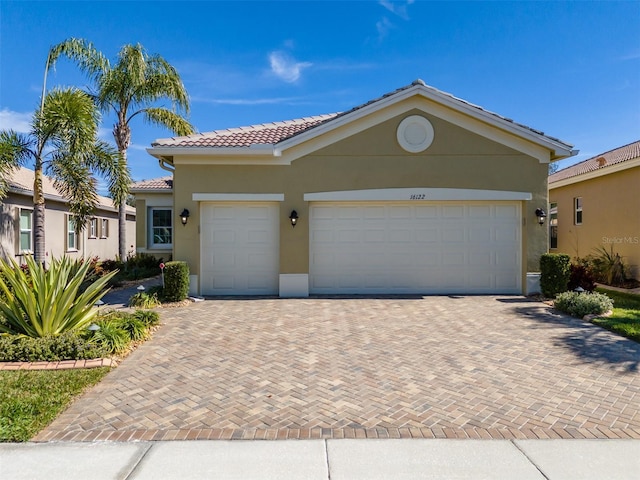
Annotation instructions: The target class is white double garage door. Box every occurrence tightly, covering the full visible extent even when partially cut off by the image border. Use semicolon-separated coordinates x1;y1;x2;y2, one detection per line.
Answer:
200;201;522;295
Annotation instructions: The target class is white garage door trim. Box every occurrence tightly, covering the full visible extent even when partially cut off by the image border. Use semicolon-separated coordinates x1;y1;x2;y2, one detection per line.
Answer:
305;188;532;202
200;202;280;295
309;201;522;295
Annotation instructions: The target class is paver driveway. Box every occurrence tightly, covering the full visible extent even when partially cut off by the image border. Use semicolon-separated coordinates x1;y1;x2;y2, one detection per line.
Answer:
36;296;640;441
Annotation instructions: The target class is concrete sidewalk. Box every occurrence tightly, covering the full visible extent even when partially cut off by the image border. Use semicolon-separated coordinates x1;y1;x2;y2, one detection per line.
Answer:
1;439;639;479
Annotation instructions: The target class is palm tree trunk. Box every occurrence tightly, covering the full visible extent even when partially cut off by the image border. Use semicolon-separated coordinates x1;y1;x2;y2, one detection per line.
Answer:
116;145;129;260
118;200;127;260
33;158;46;265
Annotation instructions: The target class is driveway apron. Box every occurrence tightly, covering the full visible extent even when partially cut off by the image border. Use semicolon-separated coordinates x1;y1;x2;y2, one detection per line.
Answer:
35;296;640;441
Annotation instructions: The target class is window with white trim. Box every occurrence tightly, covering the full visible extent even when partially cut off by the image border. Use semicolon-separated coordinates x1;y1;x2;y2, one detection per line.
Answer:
549;203;558;249
574;197;582;225
67;216;78;251
101;218;108;238
19;208;33;253
149;208;172;248
89;218;97;238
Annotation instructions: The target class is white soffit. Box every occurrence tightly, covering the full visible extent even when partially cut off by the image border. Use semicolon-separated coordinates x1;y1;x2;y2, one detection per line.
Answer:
304;188;533;202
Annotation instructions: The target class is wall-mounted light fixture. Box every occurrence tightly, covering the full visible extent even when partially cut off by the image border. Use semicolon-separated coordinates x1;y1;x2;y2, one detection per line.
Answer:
180;208;190;226
289;210;299;228
535;208;547;226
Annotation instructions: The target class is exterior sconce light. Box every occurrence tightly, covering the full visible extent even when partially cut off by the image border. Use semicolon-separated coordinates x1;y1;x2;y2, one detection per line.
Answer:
535;208;547;226
180;208;190;226
289;210;299;227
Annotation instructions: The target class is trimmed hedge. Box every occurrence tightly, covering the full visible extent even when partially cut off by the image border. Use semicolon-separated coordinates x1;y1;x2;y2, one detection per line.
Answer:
163;261;190;302
0;332;107;362
540;253;571;298
554;291;613;318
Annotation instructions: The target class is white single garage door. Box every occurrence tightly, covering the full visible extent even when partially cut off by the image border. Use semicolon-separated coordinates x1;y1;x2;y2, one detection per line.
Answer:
309;201;521;294
200;203;279;295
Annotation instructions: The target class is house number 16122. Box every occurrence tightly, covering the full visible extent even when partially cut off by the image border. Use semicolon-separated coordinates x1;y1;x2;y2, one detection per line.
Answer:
409;194;426;200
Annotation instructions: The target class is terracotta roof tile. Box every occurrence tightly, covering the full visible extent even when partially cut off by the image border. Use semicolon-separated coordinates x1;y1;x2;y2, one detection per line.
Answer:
549;140;640;184
7;167;134;213
130;176;173;191
151;80;572;151
152;114;339;148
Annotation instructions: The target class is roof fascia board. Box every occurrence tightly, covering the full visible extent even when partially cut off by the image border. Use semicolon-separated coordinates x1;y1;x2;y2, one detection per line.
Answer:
130;188;173;194
277;84;573;160
146;146;278;158
549;157;640;189
8;187;133;214
172;155;291;166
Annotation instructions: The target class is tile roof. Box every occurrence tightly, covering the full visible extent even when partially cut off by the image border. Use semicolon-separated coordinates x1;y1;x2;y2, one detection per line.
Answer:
130;176;173;191
152;114;339;148
7;167;135;213
549;140;640;184
151;80;573;151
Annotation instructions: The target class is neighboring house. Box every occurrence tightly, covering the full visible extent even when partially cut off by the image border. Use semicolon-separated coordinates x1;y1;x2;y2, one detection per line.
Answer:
130;176;173;261
144;80;575;297
0;167;136;263
548;140;640;280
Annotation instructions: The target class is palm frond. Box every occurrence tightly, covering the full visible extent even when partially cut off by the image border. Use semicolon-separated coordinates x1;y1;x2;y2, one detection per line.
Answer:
141;107;195;136
48;38;109;85
0;131;34;199
49;153;99;232
88;140;131;206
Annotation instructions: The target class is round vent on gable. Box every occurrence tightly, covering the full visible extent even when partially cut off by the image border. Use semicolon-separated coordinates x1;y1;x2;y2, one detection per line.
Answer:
396;115;434;153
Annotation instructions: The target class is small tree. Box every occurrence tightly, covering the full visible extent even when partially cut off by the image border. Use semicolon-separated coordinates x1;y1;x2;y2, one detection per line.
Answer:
49;38;194;258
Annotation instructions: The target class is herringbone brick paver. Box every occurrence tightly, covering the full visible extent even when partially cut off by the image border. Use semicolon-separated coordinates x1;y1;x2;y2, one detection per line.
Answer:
34;296;640;441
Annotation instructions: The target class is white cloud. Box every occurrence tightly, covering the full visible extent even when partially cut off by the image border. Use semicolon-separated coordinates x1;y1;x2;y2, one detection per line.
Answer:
376;17;394;41
0;109;32;133
268;51;312;83
379;0;414;20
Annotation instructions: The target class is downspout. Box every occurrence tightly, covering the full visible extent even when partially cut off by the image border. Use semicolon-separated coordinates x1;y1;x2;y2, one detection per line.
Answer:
158;156;175;173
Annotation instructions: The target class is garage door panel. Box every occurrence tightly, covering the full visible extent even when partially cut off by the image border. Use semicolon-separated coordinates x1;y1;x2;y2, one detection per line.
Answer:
201;203;279;295
309;202;521;295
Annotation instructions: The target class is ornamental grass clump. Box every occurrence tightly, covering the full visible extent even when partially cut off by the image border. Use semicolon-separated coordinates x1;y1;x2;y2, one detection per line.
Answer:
0;256;116;337
554;291;614;319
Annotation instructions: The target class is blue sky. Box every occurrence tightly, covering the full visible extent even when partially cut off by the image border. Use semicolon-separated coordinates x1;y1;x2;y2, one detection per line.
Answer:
1;0;639;188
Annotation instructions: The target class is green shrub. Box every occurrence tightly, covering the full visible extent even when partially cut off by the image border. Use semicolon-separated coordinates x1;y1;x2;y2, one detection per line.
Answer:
568;264;596;292
132;310;160;327
163;261;189;302
585;246;628;287
540;253;571;298
92;320;129;355
554;291;614;318
128;291;160;309
0;255;117;337
118;316;149;342
0;332;107;362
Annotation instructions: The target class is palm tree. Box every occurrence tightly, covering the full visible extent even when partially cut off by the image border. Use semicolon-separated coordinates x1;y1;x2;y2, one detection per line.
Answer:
0;87;128;264
49;39;194;259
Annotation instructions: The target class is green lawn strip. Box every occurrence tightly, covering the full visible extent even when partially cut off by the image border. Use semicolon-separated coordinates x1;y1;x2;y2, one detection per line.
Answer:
0;367;109;442
593;288;640;342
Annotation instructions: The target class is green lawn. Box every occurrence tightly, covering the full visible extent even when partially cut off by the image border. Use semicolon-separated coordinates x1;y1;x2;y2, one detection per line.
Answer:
0;368;109;442
593;288;640;342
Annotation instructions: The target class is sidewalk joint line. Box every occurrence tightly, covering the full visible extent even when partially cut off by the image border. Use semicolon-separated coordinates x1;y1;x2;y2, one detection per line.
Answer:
123;442;153;480
324;439;332;480
510;440;549;480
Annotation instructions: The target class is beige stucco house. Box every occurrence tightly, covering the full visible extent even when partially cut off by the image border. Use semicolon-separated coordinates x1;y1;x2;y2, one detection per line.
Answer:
143;80;575;297
0;167;136;263
549;140;640;280
130;176;173;261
